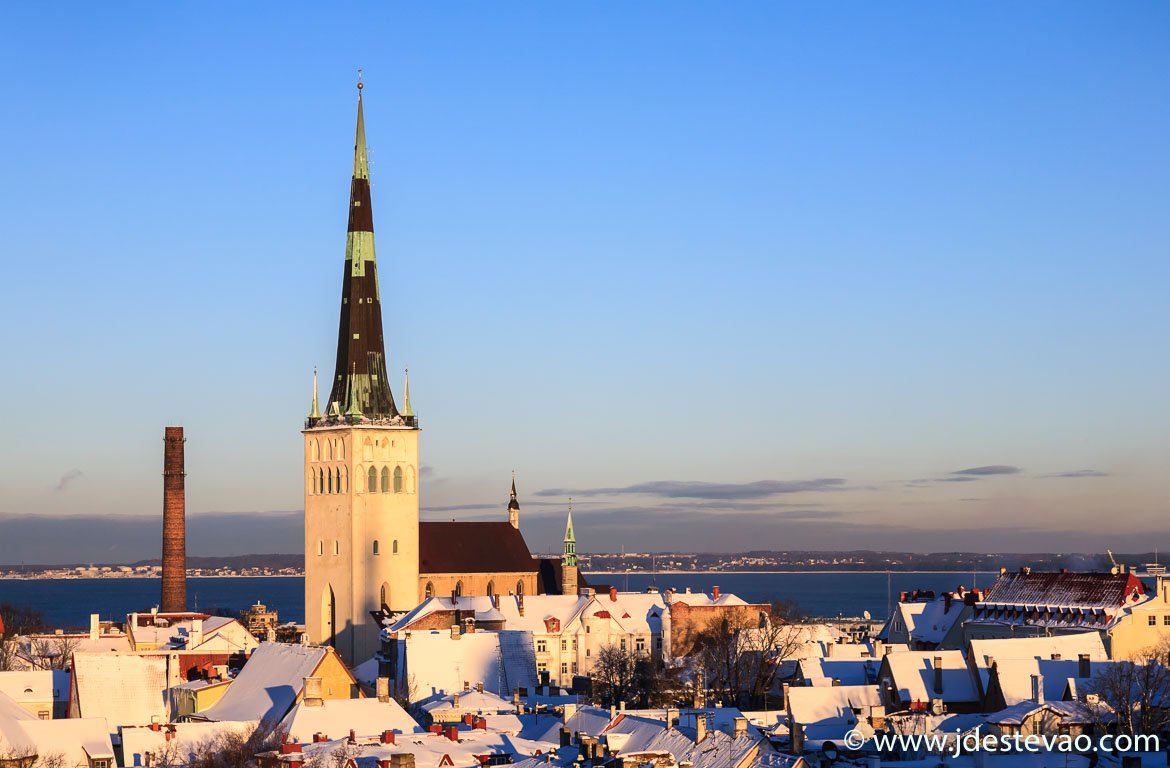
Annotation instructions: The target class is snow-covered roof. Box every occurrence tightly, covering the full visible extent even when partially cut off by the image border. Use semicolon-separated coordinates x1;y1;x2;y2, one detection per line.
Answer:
603;714;763;768
797;658;879;686
985;658;1110;707
279;697;420;742
668;591;751;607
201;642;329;724
71;652;168;728
909;595;968;645
987;699;1099;726
967;632;1108;669
273;727;553;768
127;614;255;652
419;687;513;714
0;670;53;706
12;716;115;761
401;630;537;701
882;650;979;704
788;685;882;727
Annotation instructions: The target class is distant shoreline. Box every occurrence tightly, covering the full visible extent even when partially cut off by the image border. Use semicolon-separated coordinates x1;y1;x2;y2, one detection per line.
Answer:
2;568;1006;581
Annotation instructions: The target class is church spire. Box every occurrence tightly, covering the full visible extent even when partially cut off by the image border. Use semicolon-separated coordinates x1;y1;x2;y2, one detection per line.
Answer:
507;471;520;529
310;367;321;420
401;368;414;417
562;500;577;567
324;76;399;422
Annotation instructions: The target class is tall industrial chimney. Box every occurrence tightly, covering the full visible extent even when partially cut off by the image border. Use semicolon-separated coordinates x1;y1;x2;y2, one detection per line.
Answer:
161;426;187;613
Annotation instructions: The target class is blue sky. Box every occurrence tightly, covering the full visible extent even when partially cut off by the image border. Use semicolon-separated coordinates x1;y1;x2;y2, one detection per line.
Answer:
1;2;1168;560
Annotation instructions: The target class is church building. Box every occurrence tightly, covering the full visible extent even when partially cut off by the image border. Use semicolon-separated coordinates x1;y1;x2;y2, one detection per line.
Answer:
303;82;583;665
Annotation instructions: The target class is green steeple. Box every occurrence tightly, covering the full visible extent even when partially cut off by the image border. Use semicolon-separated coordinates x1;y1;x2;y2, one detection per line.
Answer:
401;368;414;417
562;500;577;567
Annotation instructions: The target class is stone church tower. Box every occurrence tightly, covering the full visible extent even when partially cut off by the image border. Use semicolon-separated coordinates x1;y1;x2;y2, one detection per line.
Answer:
304;81;420;665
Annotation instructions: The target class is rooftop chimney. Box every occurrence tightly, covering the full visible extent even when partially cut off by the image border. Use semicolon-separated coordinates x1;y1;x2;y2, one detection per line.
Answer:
381;730;396;744
610;587;618;602
89;613;100;641
791;722;805;754
161;426;187;613
189;618;204;648
733;717;747;739
695;713;708;744
1078;654;1091;679
666;708;679;730
451;624;462;640
303;676;324;707
1032;673;1044;704
377;677;390;703
518;594;525;616
933;656;944;695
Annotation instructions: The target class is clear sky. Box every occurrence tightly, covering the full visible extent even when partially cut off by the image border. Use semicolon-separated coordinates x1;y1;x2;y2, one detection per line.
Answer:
1;2;1168;561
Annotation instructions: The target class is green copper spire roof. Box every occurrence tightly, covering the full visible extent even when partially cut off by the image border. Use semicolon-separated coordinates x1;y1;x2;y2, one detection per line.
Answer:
310;367;321;420
562;500;577;567
401;368;414;417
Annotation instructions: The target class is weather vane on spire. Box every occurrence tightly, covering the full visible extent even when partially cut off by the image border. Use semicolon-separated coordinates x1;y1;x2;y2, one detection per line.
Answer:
357;68;364;91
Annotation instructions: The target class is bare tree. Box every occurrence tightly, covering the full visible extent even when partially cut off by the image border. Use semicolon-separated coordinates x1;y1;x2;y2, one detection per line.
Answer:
1084;638;1170;737
593;643;639;707
28;636;81;670
694;612;809;708
0;637;21;671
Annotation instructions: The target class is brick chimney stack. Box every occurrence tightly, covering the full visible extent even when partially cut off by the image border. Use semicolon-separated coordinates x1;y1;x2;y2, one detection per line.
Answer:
161;426;187;613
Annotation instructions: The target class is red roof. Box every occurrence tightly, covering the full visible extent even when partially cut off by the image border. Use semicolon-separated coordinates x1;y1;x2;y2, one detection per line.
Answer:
419;522;538;575
982;571;1146;609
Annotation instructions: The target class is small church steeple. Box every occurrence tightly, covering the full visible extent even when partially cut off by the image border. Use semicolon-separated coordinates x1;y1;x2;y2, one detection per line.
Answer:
561;499;578;595
507;472;520;529
401;368;414;418
309;367;321;420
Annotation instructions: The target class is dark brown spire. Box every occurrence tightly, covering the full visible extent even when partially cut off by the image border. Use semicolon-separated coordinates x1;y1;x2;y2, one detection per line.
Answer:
324;85;399;421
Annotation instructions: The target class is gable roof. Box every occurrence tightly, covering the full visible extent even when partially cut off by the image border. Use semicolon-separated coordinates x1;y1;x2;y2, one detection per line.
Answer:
882;651;979;704
0;671;54;707
400;630;537;701
279;697;419;742
981;571;1147;610
968;633;1108;669
420;522;537;575
70;653;168;728
788;685;883;726
201;642;329;724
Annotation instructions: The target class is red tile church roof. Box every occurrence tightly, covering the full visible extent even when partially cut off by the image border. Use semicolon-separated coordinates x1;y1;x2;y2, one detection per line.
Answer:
419;522;538;575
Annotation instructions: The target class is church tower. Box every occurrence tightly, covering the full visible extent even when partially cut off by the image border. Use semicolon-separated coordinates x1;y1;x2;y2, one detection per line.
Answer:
561;503;578;596
507;474;520;530
304;80;420;665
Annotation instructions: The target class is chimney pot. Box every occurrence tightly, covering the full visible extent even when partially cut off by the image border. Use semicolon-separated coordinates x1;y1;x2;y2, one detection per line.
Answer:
377;676;390;703
445;726;458;742
381;730;396;744
610;587;618;602
933;656;944;695
303;677;324;707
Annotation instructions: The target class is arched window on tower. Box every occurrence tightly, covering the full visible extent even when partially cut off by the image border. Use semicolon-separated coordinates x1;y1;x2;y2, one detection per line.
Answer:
327;440;333;461
327;468;333;494
454;580;463;597
333;540;340;555
487;581;495;598
317;540;324;556
392;539;398;555
341;466;348;493
339;440;345;460
425;582;434;599
372;540;380;555
407;465;416;494
393;466;404;493
368;466;377;493
381;466;390;493
318;469;325;494
516;580;524;597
